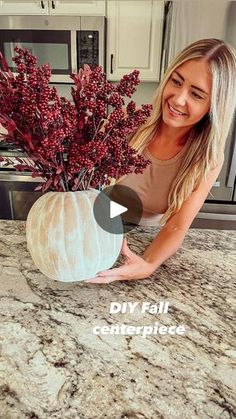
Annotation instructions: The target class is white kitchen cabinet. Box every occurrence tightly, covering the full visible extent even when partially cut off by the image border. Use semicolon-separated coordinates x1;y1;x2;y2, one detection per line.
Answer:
0;1;49;15
0;1;105;16
49;1;105;15
106;0;164;82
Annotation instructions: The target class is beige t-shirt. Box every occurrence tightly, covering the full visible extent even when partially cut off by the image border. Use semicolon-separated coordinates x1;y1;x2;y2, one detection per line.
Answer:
115;140;189;226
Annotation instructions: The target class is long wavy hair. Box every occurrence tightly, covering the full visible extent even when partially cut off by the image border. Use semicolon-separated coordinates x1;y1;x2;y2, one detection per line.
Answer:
111;38;236;227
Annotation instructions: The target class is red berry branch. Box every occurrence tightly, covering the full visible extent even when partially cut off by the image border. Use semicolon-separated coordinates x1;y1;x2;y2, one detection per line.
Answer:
0;47;152;192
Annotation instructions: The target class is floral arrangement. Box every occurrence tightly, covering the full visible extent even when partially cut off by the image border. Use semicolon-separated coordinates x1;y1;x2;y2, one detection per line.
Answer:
0;47;152;192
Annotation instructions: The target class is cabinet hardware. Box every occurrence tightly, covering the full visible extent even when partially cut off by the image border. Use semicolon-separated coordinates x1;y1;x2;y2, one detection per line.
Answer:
52;1;56;9
110;54;113;74
41;1;45;8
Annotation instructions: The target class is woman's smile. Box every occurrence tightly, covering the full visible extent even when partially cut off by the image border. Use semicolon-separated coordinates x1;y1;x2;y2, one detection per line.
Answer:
167;102;187;117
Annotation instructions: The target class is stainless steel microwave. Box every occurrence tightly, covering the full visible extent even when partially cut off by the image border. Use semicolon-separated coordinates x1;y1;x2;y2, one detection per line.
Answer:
0;15;106;83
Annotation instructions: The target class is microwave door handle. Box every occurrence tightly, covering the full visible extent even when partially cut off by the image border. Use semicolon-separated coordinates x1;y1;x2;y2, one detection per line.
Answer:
71;31;77;74
226;135;236;187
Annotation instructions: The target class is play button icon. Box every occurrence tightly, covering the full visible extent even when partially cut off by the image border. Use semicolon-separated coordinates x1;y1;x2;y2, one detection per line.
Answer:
93;185;143;234
110;201;128;219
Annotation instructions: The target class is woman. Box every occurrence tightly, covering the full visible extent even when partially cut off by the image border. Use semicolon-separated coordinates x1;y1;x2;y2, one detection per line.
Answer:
86;38;236;284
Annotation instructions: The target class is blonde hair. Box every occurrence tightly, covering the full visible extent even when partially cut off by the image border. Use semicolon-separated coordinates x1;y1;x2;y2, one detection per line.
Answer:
111;38;236;227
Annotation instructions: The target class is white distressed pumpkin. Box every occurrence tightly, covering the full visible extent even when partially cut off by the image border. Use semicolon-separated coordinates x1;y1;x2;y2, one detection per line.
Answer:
26;189;123;282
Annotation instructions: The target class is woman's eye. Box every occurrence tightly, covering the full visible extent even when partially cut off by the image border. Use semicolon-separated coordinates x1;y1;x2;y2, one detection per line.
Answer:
170;77;204;99
192;91;203;99
171;77;181;86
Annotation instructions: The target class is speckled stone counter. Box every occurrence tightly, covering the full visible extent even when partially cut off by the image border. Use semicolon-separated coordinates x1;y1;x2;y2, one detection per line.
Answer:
0;220;235;419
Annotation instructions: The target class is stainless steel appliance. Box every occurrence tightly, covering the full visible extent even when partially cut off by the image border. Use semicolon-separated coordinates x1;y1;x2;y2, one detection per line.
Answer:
0;15;106;83
0;149;43;220
161;0;236;229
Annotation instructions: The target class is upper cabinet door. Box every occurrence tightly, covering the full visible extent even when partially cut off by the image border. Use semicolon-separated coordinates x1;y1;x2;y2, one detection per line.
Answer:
0;1;49;15
49;0;105;15
0;1;105;15
107;0;164;81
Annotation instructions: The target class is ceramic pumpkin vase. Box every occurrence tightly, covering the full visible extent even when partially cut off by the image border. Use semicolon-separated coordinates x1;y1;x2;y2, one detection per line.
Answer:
26;189;123;282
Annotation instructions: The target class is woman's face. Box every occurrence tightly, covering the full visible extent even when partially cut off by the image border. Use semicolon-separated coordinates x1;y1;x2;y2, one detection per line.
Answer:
162;59;212;129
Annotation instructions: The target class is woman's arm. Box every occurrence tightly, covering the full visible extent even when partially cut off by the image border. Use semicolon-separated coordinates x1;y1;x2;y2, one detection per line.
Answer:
86;157;224;283
142;225;186;270
142;158;224;270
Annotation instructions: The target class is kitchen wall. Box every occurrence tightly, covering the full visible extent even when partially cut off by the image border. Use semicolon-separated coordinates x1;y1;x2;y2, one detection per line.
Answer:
166;0;236;65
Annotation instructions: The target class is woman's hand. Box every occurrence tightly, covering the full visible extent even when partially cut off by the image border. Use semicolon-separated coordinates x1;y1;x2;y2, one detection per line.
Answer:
85;238;155;283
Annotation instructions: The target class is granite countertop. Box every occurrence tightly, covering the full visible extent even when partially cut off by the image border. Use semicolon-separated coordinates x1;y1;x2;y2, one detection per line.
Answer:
0;220;235;419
